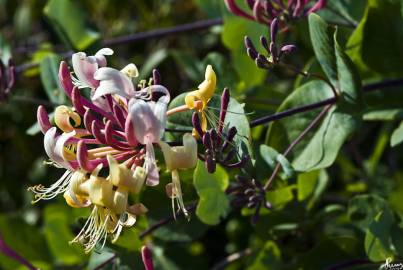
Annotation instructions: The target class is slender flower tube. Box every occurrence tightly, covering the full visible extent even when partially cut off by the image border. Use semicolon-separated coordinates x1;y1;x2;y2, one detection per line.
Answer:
159;133;198;218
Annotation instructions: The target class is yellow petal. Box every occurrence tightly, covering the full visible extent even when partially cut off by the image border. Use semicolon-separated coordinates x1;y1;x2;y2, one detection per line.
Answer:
54;105;81;133
185;65;216;110
107;155;146;193
159;133;198;171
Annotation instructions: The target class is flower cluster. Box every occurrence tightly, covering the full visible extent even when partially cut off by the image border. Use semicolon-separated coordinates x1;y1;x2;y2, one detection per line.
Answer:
192;88;250;173
29;48;216;252
228;175;271;225
224;0;326;25
0;58;15;102
245;18;297;69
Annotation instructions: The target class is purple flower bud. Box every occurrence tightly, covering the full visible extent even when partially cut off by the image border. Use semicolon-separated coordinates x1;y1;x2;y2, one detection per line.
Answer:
247;48;258;60
260;36;270;53
222;148;237;164
255;58;268;69
244;188;255;196
280;44;297;55
227;126;238;142
269;42;278;62
205;155;216;173
270;18;279;44
203;132;212;150
247;201;257;209
153;69;161;85
141;246;154;270
192;112;204;137
210;129;218;148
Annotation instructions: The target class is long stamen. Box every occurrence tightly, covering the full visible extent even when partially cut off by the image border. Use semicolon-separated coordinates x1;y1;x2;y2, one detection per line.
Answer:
28;170;72;203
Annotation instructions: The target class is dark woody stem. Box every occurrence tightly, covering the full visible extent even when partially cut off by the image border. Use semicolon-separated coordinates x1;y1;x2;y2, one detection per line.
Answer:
15;18;223;74
251;78;403;128
263;104;333;191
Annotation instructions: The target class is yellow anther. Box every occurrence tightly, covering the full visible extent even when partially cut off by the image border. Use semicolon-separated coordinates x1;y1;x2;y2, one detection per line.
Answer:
54;105;81;132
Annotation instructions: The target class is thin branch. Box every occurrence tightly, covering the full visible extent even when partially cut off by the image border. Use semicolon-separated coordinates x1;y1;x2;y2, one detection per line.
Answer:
211;248;253;270
264;104;333;190
325;258;375;270
93;253;117;270
139;202;197;239
0;233;38;270
362;78;403;92
15;18;223;74
250;97;336;127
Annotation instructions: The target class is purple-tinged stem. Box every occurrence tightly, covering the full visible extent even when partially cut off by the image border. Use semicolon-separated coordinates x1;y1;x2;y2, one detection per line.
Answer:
263;104;333;190
0;233;37;270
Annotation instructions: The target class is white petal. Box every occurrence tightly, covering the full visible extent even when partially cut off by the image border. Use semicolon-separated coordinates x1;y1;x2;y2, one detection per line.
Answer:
96;48;114;56
128;99;162;145
72;52;99;88
93;67;135;100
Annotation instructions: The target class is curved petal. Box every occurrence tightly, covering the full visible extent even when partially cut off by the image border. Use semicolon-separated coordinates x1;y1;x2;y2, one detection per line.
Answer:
44;128;73;169
128;99;162;145
72;52;99;88
93;67;135;100
95;48;114;67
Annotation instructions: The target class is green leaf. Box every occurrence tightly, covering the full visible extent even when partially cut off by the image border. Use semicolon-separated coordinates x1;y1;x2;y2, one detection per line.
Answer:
308;13;338;85
221;15;266;90
265;185;296;208
0;215;51;270
247;241;282;270
391;122;403;147
39;54;66;104
43;204;87;265
194;161;229;225
348;194;391;232
43;0;100;50
297;236;364;269
259;145;295;180
365;210;395;262
266;81;359;172
347;0;403;78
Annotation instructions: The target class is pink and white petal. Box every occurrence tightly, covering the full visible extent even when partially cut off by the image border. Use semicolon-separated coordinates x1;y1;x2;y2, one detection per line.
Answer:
72;52;99;88
128;99;162;145
95;48;114;67
93;67;135;100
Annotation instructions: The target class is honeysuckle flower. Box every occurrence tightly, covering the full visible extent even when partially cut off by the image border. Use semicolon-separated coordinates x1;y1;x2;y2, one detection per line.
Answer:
184;65;216;135
224;0;326;25
29;50;171;252
159;133;198;218
129;85;170;186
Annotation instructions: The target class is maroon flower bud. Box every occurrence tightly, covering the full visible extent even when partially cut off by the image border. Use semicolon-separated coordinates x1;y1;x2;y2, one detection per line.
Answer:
205;155;216;173
270;18;279;44
141;246;154;270
192;112;204;137
153;69;161;85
